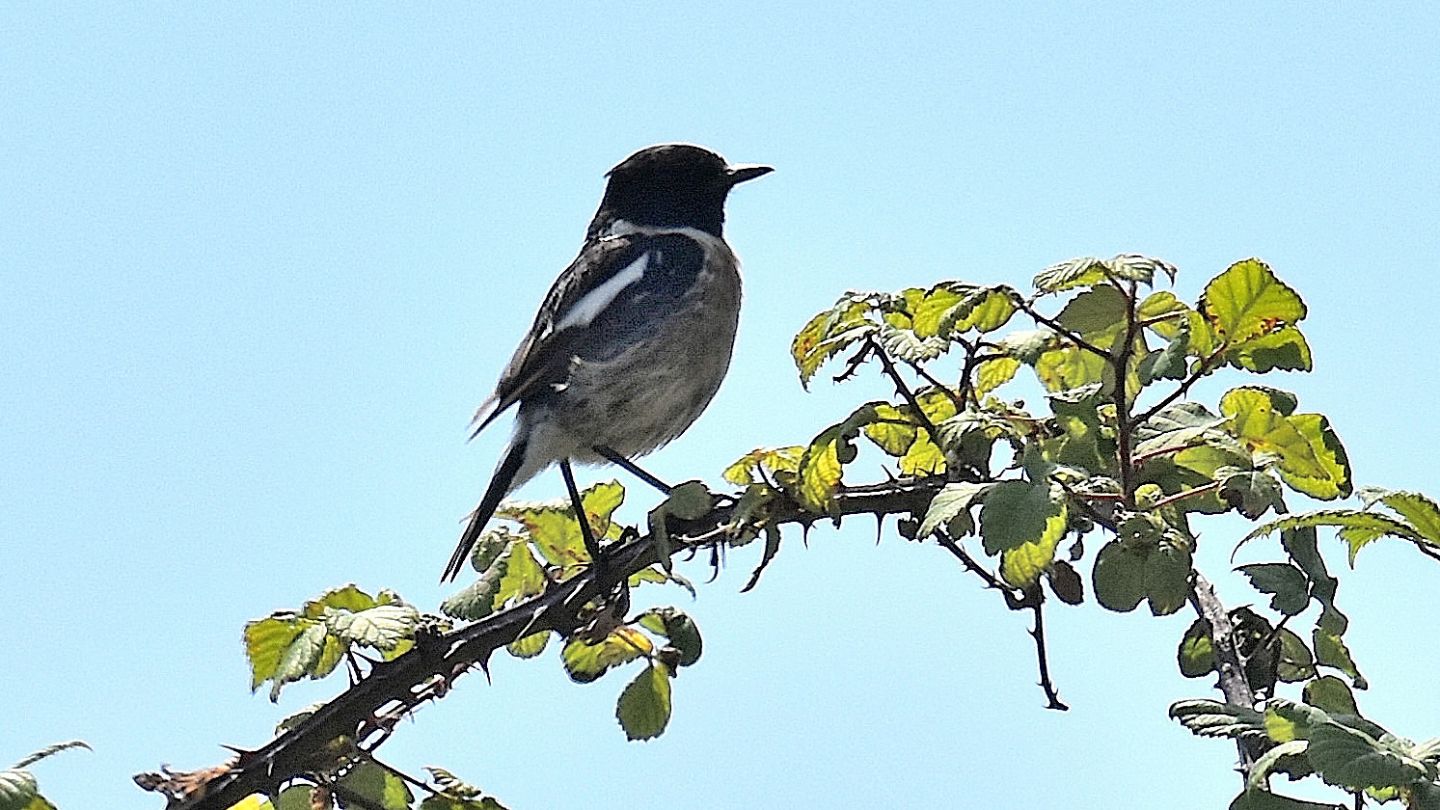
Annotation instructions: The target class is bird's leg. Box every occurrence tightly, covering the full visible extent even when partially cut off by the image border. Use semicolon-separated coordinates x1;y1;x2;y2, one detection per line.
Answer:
593;445;673;494
560;459;605;566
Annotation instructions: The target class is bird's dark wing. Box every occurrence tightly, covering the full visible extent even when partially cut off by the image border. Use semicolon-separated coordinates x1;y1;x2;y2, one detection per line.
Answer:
470;230;707;436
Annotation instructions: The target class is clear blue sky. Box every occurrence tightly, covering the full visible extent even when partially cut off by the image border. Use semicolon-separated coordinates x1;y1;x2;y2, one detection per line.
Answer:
5;4;1439;808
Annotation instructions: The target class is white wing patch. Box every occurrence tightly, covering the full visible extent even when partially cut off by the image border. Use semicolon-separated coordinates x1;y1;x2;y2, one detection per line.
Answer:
555;252;649;331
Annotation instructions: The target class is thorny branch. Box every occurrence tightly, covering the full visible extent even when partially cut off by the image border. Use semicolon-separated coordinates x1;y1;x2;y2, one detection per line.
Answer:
138;479;943;810
934;530;1067;710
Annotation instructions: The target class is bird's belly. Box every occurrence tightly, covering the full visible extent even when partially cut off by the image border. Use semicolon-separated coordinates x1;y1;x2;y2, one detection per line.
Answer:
553;298;738;461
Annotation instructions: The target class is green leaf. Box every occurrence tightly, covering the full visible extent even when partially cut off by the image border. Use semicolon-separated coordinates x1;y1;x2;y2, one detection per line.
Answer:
1378;490;1440;545
1278;414;1352;500
1281;527;1348;634
1246;740;1314;794
1314;625;1367;689
1228;326;1313;373
1228;790;1343;810
795;405;879;514
1139;321;1191;383
797;432;843;515
1056;285;1128;335
336;761;414;810
1168;699;1269;742
1001;501;1068;588
862;404;917;457
616;663;673;741
276;785;312;810
741;523;783;593
1307;721;1429;790
322;602;419;653
1276;628;1317;683
0;770;40;810
301;584;382;617
269;622;329;701
877;323;948;363
244;613;307;691
1145;541;1192;616
1236;563;1310;616
1201;258;1306;343
1245;510;1421;565
561;627;652;684
1034;254;1173;294
1219;469;1286;520
1133;402;1229;453
506;631;550;659
1303;676;1358;716
918;482;995;538
978;481;1065;555
1178;619;1216;678
636;607;702;667
1034;345;1108;392
441;540;546;620
1093;540;1146;613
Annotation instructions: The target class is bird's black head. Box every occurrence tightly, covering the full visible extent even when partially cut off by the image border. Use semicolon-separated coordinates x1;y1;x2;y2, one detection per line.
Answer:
590;144;772;239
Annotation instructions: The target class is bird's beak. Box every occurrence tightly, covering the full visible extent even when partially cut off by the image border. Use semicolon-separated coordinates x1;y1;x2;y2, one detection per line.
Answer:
726;164;774;186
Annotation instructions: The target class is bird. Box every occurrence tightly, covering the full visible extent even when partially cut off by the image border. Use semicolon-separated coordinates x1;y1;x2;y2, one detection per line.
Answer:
442;144;772;582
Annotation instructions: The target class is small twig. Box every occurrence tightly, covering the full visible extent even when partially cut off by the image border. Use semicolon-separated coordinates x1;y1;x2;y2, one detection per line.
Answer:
1014;298;1110;359
1414;542;1440;563
935;532;1065;709
364;754;434;795
934;530;1024;608
867;336;940;439
1148;481;1222;510
1134;347;1226;427
903;357;966;412
1051;476;1119;533
1027;591;1069;711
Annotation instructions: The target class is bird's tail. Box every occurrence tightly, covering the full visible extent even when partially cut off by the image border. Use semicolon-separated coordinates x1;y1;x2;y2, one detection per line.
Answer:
442;435;529;582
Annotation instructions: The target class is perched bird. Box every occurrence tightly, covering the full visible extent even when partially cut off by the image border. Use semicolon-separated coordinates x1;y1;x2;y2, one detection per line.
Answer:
442;144;772;581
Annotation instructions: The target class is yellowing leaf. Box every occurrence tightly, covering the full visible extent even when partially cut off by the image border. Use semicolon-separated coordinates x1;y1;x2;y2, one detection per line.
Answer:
722;446;803;486
562;627;653;683
1034;345;1108;392
975;356;1021;395
1201;258;1306;343
946;287;1019;334
506;631;550;659
1221;388;1326;478
1001;500;1068;587
1277;413;1351;499
797;438;842;515
244;614;307;691
497;481;626;566
792;297;876;388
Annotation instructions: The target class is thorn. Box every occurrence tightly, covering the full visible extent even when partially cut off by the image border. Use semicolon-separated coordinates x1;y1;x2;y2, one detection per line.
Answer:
874;513;884;545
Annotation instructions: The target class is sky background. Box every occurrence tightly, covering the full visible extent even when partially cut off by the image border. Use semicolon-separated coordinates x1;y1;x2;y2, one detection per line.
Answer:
5;3;1440;808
